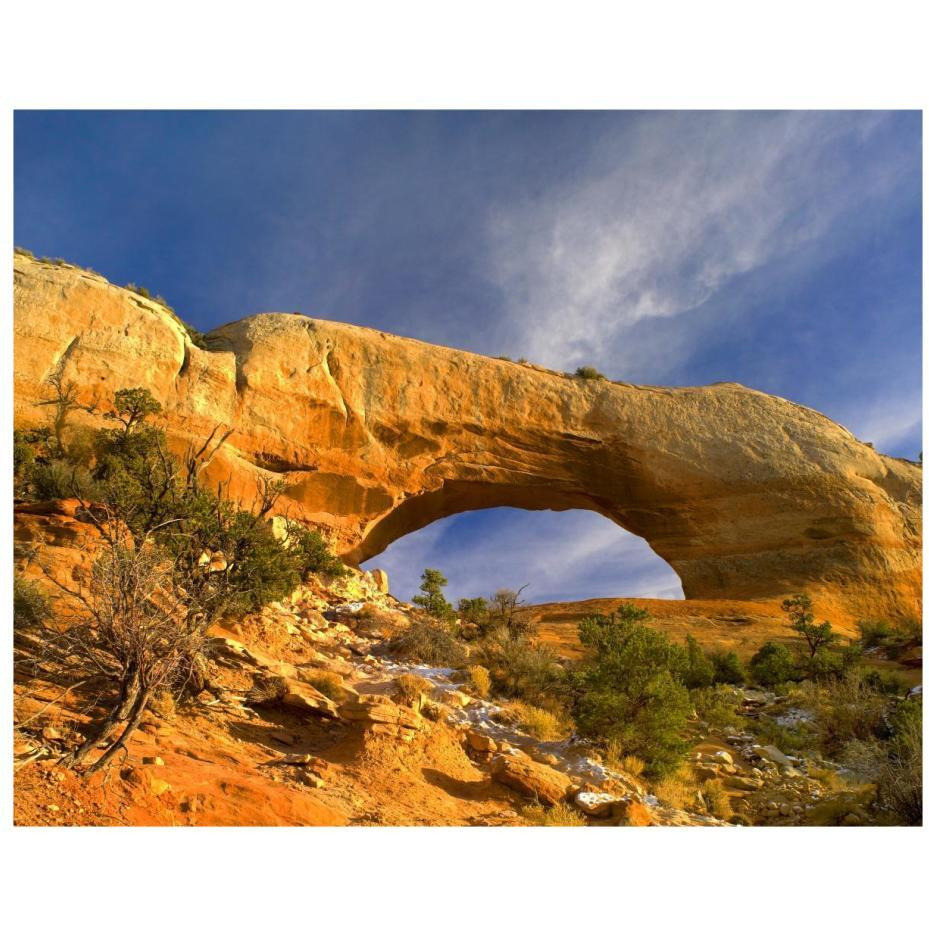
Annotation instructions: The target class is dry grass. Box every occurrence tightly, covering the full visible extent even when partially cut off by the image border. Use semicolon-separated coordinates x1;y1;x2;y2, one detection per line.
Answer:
523;801;586;826
702;779;732;820
653;767;700;811
507;701;569;741
301;670;346;701
467;665;491;699
393;673;434;704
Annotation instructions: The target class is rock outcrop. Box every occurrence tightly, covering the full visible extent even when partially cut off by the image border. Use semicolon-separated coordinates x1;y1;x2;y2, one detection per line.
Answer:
13;254;921;623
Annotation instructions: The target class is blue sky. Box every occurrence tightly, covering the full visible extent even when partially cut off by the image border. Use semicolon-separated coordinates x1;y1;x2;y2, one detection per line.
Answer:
14;111;922;604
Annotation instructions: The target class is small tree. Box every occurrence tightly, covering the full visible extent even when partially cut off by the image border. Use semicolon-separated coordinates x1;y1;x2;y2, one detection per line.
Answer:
681;634;715;689
35;362;90;455
489;586;531;636
574;365;606;380
781;593;838;660
105;387;163;436
412;568;453;619
572;604;692;777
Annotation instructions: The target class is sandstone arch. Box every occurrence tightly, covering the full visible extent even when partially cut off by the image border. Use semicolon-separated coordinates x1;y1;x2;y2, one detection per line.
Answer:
13;254;922;624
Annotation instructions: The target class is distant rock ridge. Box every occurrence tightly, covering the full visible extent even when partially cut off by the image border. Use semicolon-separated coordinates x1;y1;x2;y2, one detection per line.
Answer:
13;254;922;623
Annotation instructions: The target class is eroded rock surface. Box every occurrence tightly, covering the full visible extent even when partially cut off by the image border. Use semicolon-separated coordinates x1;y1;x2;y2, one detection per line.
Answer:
13;255;921;622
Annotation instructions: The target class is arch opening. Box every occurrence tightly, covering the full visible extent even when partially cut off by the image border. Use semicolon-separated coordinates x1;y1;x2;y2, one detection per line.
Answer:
361;505;685;607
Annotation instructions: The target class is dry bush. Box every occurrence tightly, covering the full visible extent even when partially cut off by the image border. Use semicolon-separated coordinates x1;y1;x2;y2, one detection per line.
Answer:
389;618;467;667
507;701;569;741
393;673;434;705
653;767;700;811
301;670;346;701
146;688;177;720
246;675;289;706
619;755;646;778
523;801;586;826
702;780;732;820
467;665;491;699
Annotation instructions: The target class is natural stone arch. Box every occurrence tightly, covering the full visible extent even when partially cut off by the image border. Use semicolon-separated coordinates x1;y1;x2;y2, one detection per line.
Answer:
13;254;922;625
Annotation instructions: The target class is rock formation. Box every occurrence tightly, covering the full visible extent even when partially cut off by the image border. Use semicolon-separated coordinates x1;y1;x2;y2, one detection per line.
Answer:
13;254;921;623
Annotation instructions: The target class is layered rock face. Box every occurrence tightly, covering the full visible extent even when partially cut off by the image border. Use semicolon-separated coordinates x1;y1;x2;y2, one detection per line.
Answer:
13;255;922;623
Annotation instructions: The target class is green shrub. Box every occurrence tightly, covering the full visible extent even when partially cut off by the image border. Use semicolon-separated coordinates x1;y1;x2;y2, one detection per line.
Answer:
858;619;896;649
571;604;692;778
284;523;348;578
574;365;606;380
389;618;467;667
749;641;799;687
798;671;893;759
681;635;715;688
692;685;741;729
31;459;100;502
709;649;746;684
13;576;52;630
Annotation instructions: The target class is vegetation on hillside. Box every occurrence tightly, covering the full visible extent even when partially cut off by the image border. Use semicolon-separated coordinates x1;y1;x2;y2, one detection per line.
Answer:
14;382;346;775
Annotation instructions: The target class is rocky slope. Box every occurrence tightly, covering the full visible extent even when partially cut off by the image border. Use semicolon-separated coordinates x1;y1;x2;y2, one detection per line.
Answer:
13;254;921;623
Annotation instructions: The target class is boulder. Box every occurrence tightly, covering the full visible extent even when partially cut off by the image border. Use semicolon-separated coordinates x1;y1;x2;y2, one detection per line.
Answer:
755;744;794;767
465;730;497;753
490;754;573;807
611;797;656;826
574;791;620;817
724;775;764;791
339;694;422;730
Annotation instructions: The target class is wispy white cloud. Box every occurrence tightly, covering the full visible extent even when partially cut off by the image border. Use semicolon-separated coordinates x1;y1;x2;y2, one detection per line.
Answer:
484;112;904;374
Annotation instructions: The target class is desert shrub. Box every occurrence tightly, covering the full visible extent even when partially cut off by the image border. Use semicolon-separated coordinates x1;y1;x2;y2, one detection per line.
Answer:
13;576;52;630
389;618;467;667
411;568;453;619
862;669;906;695
806;643;861;681
746;713;818;756
652;768;700;811
283;522;348;578
507;701;569;741
574;366;605;380
618;754;646;778
858;619;896;649
246;675;290;705
749;641;799;687
466;664;491;699
31;459;100;502
809;671;891;757
692;685;741;730
702;779;732;820
709;649;746;684
681;635;715;689
303;670;347;701
147;688;177;720
523;801;586;826
392;673;434;704
14;245;34;257
127;283;151;298
876;698;922;825
475;628;565;707
572;604;692;778
457;597;489;630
